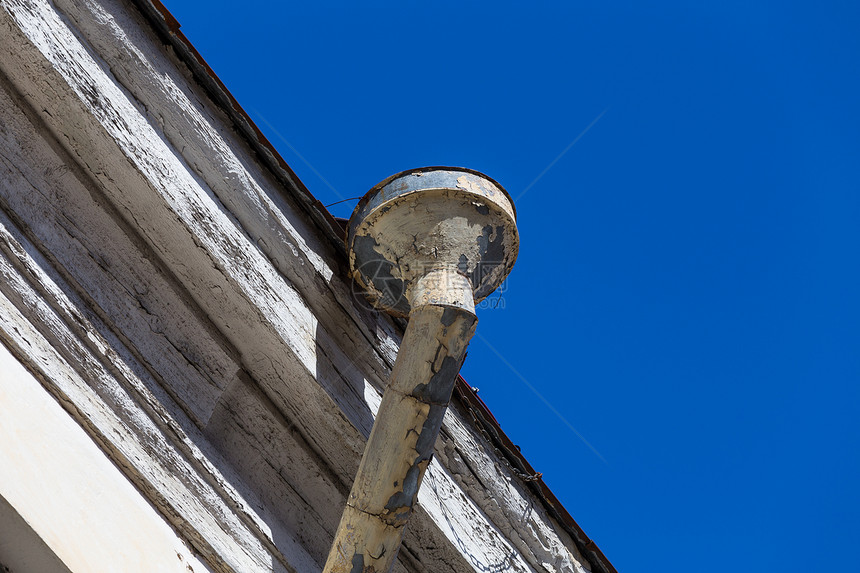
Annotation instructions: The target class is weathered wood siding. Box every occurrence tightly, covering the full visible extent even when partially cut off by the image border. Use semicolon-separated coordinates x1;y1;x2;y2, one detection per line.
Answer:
0;0;593;571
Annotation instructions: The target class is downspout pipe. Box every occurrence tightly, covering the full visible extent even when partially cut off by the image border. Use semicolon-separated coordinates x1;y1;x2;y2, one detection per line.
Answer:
324;167;518;573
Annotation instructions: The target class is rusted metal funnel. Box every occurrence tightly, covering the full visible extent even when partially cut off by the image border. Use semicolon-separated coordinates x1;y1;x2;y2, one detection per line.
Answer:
347;166;518;316
323;167;518;573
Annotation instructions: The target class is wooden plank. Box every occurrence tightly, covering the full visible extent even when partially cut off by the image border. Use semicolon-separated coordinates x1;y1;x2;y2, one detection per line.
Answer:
0;0;372;482
0;72;327;571
0;215;307;573
0;70;237;426
56;0;403;401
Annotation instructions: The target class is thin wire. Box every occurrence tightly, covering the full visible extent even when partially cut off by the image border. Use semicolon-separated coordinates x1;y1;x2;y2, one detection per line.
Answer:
325;196;363;208
250;109;345;200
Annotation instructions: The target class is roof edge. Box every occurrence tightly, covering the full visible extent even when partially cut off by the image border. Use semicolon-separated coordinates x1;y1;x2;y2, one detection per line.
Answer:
129;0;347;259
454;376;618;573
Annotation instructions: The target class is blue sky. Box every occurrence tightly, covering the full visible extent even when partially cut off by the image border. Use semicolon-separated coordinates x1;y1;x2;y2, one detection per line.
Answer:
163;1;860;571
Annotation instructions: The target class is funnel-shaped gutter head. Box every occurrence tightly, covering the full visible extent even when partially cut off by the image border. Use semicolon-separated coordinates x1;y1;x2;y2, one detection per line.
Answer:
347;166;518;316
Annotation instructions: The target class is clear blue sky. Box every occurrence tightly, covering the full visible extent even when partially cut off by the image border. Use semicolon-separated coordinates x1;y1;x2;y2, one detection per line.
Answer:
163;1;859;571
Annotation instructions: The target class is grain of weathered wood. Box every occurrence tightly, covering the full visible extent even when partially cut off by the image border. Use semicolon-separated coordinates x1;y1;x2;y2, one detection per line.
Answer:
0;74;237;427
56;0;403;395
0;214;305;573
0;0;370;481
0;66;333;572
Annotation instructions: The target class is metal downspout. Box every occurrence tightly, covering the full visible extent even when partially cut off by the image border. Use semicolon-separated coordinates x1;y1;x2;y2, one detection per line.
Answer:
324;167;518;573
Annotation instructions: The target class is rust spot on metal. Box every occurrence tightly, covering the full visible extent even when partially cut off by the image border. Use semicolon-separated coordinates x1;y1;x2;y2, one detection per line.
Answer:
347;168;517;315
